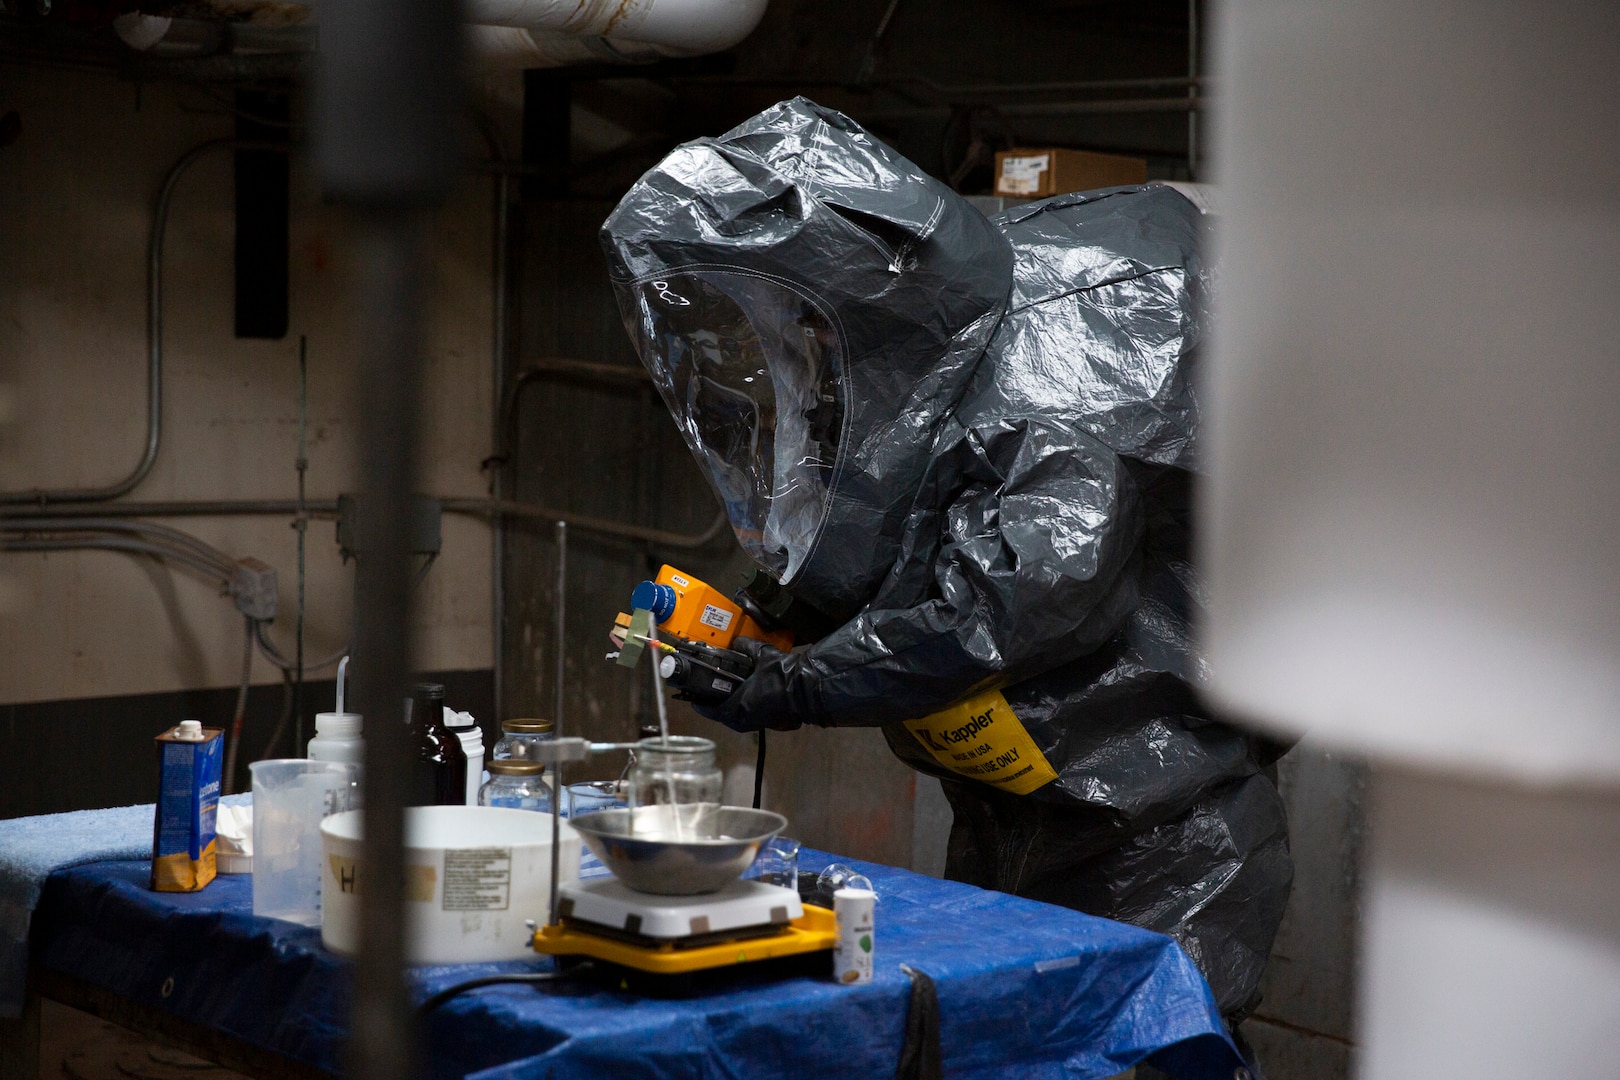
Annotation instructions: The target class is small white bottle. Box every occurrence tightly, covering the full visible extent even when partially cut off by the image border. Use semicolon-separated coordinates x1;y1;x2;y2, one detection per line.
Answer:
308;655;364;766
833;887;876;985
444;709;484;807
307;711;364;765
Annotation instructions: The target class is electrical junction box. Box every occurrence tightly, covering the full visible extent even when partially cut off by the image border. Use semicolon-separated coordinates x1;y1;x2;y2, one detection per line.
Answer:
993;147;1148;199
232;557;278;620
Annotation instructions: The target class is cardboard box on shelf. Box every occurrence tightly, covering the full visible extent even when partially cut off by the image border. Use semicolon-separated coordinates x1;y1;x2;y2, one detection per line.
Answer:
993;148;1148;199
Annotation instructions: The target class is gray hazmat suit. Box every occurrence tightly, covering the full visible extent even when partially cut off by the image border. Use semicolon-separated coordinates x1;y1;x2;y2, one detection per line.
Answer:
601;98;1292;1018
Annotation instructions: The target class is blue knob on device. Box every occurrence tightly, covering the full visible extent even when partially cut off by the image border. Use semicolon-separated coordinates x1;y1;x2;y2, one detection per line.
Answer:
630;581;678;623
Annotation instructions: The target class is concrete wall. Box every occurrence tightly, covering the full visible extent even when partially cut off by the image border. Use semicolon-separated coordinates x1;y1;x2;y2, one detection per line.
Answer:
0;63;517;710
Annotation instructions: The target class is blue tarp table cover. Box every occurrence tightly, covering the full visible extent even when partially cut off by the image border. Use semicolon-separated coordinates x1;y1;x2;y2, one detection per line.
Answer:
29;850;1245;1079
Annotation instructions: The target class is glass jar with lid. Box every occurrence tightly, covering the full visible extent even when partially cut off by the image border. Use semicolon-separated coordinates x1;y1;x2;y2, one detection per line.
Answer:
478;760;552;813
627;736;722;838
492;718;554;761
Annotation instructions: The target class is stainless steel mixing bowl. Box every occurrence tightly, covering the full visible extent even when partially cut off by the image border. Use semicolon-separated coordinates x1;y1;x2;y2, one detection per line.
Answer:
566;805;788;895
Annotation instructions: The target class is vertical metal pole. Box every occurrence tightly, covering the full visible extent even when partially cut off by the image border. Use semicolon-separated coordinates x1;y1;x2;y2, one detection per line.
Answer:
491;167;510;724
1188;0;1200;180
293;335;308;754
548;520;566;924
315;0;462;1077
553;520;567;732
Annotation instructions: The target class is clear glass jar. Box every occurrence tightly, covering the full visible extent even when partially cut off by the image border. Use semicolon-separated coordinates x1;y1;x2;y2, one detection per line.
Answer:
565;780;627;819
491;718;554;761
478;760;552;813
627;736;722;838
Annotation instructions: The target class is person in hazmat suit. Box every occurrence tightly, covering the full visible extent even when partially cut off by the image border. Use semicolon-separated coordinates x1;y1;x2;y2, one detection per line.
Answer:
601;98;1292;1026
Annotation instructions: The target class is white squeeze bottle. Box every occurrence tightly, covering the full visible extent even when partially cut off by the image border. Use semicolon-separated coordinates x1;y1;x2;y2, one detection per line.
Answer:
308;656;365;766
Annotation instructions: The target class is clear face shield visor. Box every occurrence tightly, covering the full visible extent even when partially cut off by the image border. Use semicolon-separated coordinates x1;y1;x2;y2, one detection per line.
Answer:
618;272;846;583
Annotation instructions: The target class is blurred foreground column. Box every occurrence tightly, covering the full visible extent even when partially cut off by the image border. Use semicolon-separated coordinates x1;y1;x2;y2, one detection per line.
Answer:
1202;1;1620;1076
315;1;463;1078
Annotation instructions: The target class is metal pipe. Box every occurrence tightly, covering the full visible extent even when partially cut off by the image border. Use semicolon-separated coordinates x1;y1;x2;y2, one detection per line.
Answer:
468;108;513;726
490;358;649;476
293;337;309;753
1188;0;1200;180
864;96;1209;122
493;165;510;725
0;138;286;507
0;499;340;518
494;360;649;467
512;356;651;388
995;96;1210;117
647;72;1209;98
443;498;728;549
8;493;721;549
4;495;725;548
882;73;1209;98
548;519;566;926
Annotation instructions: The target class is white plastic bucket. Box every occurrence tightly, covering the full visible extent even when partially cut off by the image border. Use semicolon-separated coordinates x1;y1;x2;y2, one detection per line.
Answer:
320;805;581;964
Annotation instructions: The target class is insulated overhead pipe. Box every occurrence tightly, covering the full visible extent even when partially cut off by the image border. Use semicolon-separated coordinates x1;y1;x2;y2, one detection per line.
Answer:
424;0;775;70
121;0;769;67
460;0;767;52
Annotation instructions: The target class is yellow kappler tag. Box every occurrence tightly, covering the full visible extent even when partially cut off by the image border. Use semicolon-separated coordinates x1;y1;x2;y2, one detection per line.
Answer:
903;689;1057;796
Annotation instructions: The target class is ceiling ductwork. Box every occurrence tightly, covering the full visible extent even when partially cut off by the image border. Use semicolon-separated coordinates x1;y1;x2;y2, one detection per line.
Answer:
112;0;769;68
461;0;768;55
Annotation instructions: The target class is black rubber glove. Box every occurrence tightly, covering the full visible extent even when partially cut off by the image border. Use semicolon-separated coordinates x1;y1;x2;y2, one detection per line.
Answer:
692;637;811;733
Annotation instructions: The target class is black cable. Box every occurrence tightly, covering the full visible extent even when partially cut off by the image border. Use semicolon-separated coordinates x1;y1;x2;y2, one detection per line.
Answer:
896;965;943;1080
252;619;348;673
224;614;254;795
2;535;233;588
1;517;239;577
416;969;575;1015
753;730;766;810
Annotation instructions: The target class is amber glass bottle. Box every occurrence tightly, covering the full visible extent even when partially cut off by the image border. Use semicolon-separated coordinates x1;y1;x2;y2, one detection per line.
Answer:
407;682;467;807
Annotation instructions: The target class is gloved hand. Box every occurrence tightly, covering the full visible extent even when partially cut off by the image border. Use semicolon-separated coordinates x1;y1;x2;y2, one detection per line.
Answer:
693;637;811;733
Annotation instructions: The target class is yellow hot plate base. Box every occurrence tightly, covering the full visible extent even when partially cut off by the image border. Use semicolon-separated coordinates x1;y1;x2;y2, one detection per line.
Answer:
533;903;836;975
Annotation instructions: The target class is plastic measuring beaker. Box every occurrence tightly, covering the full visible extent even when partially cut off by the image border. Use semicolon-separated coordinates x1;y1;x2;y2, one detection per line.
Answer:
250;758;359;925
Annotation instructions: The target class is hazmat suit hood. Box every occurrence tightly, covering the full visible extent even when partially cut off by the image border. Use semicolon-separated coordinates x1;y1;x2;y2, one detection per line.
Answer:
602;98;1015;622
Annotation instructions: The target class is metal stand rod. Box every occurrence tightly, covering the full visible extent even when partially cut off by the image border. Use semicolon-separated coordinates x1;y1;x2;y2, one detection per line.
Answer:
549;520;566;926
1188;0;1200;180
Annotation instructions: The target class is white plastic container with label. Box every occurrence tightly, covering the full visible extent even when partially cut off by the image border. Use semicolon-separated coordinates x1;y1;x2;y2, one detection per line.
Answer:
444;709;484;806
319;805;581;964
833;887;876;984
